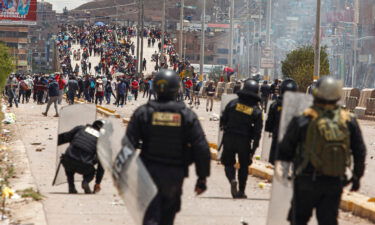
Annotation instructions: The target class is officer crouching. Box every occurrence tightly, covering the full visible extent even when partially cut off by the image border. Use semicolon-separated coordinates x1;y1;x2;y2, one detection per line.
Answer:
277;77;366;225
58;120;105;194
220;79;263;198
124;70;211;225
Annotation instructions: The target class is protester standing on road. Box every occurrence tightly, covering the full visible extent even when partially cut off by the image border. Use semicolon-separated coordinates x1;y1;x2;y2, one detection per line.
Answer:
131;78;139;101
260;80;271;112
104;79;113;104
220;79;263;198
95;78;104;105
125;70;210;225
67;76;79;105
205;81;215;112
57;120;105;194
5;75;19;108
42;77;60;117
265;78;298;164
277;76;366;225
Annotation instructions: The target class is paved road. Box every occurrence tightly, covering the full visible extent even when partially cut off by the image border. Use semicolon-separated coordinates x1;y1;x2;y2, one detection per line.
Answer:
10;96;373;225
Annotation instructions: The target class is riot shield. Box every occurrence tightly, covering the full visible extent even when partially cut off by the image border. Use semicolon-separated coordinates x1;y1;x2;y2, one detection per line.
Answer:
266;92;313;225
52;104;97;186
97;120;157;225
217;94;237;152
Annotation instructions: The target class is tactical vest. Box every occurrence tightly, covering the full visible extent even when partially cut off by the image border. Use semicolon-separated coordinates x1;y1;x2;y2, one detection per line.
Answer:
143;101;186;166
225;100;256;138
68;126;99;165
296;107;351;177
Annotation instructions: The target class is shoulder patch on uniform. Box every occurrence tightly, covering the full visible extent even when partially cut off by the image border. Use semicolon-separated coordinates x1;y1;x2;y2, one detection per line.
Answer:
235;103;253;115
303;108;318;120
277;106;282;112
85;127;100;138
340;109;351;123
152;112;181;127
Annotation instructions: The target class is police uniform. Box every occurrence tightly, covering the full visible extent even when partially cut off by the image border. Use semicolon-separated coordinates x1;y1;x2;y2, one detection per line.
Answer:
265;97;282;165
265;79;298;165
277;77;366;225
220;81;263;198
125;70;210;225
58;124;104;194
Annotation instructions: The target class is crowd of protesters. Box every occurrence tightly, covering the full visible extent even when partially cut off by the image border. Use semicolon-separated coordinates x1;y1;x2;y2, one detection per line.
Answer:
4;22;232;115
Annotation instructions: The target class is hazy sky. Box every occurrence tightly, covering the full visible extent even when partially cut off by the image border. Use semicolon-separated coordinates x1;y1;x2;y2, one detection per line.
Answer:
44;0;92;13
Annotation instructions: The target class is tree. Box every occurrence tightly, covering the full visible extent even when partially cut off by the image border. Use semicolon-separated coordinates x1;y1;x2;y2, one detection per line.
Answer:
0;43;15;90
282;46;330;92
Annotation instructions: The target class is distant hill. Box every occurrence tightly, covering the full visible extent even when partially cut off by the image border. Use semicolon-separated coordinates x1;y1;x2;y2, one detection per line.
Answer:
72;0;216;23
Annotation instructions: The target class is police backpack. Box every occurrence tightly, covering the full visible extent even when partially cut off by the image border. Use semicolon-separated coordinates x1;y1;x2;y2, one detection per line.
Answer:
297;107;351;177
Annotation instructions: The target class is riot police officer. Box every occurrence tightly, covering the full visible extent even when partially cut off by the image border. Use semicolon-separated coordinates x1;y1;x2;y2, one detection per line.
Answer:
57;120;105;194
125;70;210;225
265;78;298;165
277;77;366;225
220;79;263;199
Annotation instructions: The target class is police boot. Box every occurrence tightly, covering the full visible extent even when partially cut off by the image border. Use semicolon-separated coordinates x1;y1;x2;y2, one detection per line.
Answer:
69;184;77;194
230;180;238;198
82;181;92;194
235;191;247;199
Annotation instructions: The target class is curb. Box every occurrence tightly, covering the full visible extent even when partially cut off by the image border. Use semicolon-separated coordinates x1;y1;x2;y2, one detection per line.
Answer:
71;99;121;118
209;145;375;223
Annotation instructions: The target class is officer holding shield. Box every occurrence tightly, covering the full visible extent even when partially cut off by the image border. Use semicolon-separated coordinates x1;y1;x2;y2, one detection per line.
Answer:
57;120;105;194
125;70;210;225
277;77;366;225
265;78;298;165
220;79;263;199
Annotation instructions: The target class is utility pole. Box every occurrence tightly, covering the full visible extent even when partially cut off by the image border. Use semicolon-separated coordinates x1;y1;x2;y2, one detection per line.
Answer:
199;0;206;77
179;0;184;58
228;0;234;67
258;4;261;71
161;0;166;54
140;0;144;75
246;0;251;76
313;0;321;80
265;0;272;79
352;23;358;87
136;0;141;72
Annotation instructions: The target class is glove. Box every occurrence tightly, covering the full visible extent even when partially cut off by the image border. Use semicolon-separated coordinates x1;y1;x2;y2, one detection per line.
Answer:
93;184;101;194
350;177;360;192
194;178;207;195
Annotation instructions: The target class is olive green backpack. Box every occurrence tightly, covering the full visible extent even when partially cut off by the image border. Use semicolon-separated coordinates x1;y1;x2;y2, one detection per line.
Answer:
296;107;352;177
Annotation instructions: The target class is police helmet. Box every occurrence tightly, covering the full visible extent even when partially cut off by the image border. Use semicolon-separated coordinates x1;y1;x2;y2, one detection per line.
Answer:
312;76;343;103
280;78;298;95
153;69;180;100
92;120;105;130
239;79;259;95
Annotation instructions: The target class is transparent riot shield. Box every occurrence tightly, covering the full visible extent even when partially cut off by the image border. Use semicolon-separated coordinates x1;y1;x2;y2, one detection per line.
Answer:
52;104;97;186
266;92;313;225
97;120;157;225
217;94;237;154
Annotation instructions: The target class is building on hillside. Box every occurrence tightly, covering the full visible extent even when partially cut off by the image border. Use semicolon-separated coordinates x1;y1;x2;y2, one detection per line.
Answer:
0;26;29;72
28;1;59;73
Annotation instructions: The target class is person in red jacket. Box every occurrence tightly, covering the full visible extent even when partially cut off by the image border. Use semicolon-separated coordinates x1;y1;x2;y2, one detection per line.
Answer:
131;78;139;101
184;77;193;101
